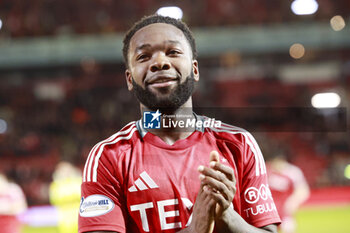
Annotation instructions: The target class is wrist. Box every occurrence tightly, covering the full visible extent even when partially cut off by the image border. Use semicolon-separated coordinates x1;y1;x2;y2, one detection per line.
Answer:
187;216;215;233
220;207;232;221
216;203;234;220
215;205;235;232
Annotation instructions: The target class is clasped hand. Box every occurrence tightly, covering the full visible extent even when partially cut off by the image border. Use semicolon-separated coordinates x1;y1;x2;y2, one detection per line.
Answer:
189;151;236;233
198;151;236;217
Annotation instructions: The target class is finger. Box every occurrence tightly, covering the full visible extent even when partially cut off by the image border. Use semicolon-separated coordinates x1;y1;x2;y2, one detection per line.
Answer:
199;167;236;200
199;185;217;211
203;185;219;204
210;151;220;162
199;165;234;187
209;162;236;182
195;186;216;218
208;151;235;183
200;175;234;201
203;185;231;210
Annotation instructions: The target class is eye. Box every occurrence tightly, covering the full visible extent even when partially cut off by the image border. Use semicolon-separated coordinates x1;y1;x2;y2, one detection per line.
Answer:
136;53;150;62
167;49;182;56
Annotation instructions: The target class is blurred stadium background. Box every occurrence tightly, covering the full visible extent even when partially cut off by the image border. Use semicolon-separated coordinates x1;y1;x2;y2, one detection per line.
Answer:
0;0;349;232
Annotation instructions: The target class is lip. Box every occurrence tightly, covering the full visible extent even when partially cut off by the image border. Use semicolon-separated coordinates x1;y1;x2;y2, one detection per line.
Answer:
148;80;178;88
146;75;178;87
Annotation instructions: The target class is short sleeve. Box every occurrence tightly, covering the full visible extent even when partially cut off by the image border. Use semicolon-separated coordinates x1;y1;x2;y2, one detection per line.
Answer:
240;132;281;227
78;148;127;233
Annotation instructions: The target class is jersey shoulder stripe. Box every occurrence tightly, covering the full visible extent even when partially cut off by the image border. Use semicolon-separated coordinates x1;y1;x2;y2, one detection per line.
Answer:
83;121;137;182
198;115;245;133
206;121;266;177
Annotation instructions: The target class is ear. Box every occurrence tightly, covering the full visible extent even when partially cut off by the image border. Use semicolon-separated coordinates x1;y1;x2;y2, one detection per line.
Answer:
192;60;199;82
125;69;134;91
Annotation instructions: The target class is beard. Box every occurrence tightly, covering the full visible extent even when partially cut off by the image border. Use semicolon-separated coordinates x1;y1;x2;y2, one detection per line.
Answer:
131;71;195;113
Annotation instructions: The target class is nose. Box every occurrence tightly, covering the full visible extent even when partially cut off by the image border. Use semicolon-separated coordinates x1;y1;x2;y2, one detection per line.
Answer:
150;52;170;72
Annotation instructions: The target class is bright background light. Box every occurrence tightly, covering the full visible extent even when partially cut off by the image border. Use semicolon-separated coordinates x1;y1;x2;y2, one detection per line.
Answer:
345;164;350;180
156;6;183;19
289;43;305;59
0;119;7;134
330;15;346;31
291;0;319;15
311;92;341;108
0;19;2;30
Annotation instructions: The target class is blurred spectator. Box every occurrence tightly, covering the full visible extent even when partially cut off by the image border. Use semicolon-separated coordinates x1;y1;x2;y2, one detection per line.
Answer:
266;150;310;233
0;171;27;233
1;0;349;38
49;161;82;233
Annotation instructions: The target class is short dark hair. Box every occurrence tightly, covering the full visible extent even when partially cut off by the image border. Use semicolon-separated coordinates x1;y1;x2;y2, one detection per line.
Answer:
123;14;197;68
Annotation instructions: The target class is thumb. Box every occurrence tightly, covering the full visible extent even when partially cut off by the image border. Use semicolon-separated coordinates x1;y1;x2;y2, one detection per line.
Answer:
210;151;220;163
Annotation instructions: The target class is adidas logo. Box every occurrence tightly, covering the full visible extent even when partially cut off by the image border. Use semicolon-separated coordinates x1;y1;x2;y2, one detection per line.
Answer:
128;171;159;192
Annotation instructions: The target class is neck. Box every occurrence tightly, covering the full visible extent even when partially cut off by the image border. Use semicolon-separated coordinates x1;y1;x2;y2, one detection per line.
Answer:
140;98;196;145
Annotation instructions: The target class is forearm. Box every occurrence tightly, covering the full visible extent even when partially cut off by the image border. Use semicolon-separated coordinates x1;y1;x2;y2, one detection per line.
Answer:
284;184;310;215
0;202;11;214
0;201;24;215
216;209;277;233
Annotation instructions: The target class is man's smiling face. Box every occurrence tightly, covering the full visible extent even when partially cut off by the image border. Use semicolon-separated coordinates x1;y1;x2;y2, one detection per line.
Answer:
125;23;199;111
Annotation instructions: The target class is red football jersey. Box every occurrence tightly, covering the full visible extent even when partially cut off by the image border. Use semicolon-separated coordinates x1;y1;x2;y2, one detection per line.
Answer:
0;183;26;233
267;163;307;219
79;116;281;233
